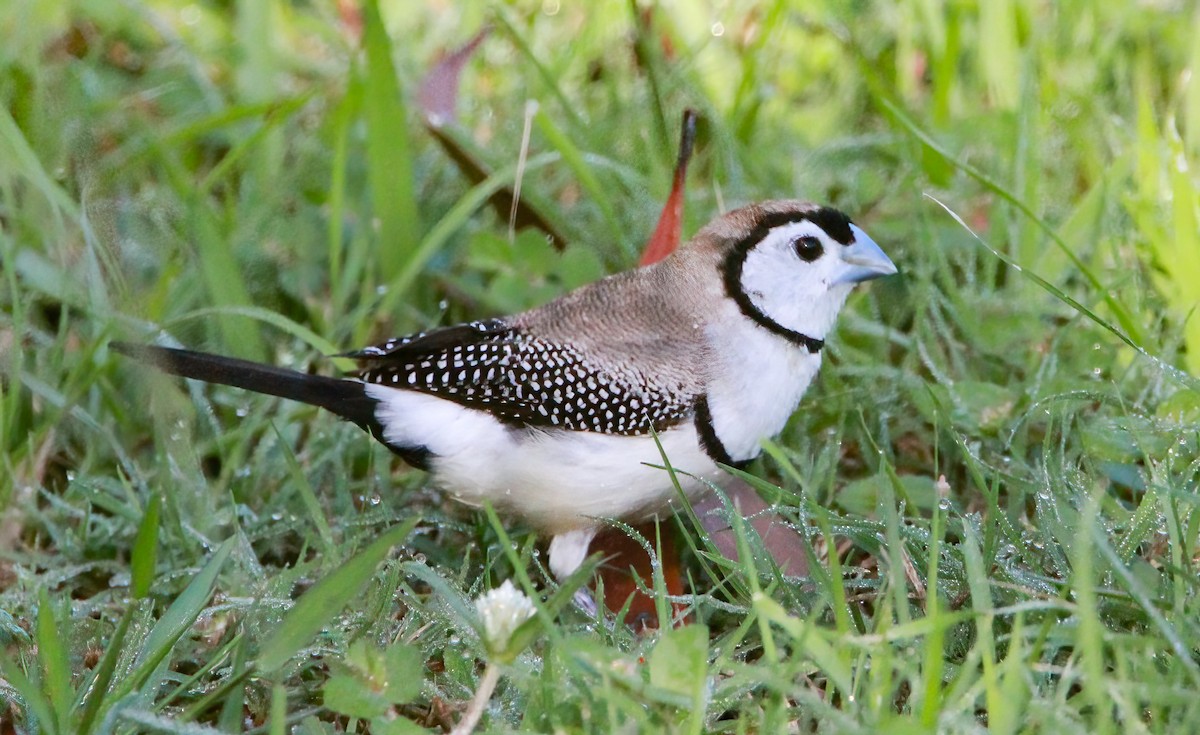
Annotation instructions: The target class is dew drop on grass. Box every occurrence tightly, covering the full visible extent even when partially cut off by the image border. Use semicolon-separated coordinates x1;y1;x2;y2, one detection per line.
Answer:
236;406;249;417
938;498;952;511
413;553;426;564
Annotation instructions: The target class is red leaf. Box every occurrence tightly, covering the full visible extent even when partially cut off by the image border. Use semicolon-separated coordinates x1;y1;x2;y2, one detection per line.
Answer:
692;478;809;578
418;28;490;127
640;109;698;266
418;29;568;249
335;0;362;44
592;520;688;629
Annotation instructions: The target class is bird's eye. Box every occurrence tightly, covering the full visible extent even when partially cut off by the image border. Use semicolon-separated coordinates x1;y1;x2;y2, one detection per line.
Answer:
793;235;824;262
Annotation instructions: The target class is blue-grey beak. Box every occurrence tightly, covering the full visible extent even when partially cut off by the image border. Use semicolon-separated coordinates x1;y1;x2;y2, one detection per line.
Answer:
833;224;898;285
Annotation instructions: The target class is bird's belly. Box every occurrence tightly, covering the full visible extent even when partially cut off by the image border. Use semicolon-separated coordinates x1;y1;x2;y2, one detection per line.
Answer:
365;385;719;530
440;425;718;530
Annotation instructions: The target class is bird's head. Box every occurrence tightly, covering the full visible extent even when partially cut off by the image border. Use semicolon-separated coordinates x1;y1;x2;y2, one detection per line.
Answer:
708;200;897;346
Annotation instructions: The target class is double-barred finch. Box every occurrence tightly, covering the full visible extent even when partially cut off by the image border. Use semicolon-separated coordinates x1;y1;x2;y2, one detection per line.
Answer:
114;200;897;578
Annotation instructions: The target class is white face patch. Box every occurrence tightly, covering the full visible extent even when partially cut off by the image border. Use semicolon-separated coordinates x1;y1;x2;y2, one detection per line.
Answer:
737;219;856;340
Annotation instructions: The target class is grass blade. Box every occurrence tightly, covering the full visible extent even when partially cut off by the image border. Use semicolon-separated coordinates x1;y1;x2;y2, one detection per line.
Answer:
131;494;162;599
376;151;560;314
37;588;73;733
0;653;58;735
533;108;627;256
119;538;236;701
918;500;945;728
961;521;1002;735
872;92;1144;345
270;423;335;556
362;0;420;281
256;517;419;673
75;607;136;735
1072;495;1112;735
0;104;78;221
1094;524;1200;687
327;78;360;310
159;304;354;371
925;194;1200;392
190;203;266;361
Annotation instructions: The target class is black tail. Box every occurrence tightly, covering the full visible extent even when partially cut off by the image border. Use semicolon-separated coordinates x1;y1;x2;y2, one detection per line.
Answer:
111;341;381;435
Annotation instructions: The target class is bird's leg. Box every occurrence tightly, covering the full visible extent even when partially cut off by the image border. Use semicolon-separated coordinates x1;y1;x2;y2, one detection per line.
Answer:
547;527;597;580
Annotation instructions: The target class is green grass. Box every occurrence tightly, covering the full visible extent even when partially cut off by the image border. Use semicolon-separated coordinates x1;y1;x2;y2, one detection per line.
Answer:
2;0;1200;732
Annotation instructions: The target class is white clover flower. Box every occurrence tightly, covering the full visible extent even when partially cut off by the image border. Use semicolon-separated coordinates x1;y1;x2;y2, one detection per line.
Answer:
475;580;536;656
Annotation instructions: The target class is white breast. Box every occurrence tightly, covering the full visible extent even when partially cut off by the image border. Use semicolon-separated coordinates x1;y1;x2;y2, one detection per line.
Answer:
363;385;721;532
703;314;822;462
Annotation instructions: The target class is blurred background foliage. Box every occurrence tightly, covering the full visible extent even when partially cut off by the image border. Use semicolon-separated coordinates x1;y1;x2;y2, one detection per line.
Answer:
1;0;1199;732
